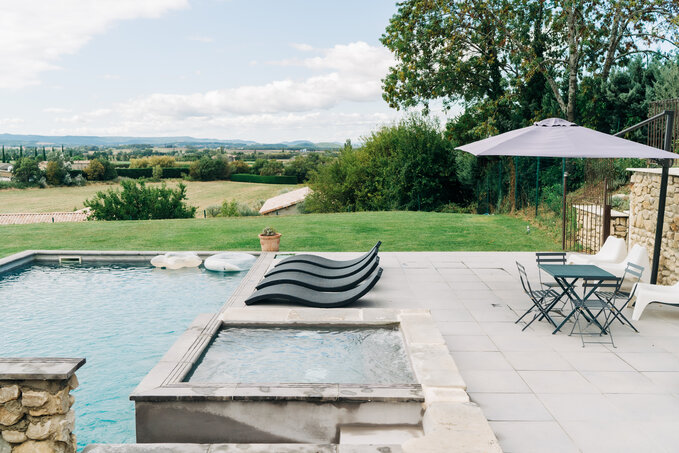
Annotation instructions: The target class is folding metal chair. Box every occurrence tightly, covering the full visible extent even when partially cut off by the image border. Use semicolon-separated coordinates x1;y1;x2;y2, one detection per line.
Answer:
590;262;643;333
570;262;644;347
515;262;559;331
536;252;567;290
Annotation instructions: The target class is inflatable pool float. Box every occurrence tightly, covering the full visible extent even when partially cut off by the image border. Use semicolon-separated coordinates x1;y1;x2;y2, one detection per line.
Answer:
151;252;202;270
204;252;257;272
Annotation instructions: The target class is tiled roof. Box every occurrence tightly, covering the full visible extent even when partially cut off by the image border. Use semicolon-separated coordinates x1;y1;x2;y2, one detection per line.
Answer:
0;209;90;225
259;187;311;215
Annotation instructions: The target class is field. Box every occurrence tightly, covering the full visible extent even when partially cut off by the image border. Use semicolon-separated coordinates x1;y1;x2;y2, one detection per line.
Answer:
0;211;558;258
0;180;300;216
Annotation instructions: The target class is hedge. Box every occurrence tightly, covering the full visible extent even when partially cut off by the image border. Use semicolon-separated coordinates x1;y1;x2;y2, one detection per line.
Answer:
230;173;298;184
116;167;190;179
68;170;84;178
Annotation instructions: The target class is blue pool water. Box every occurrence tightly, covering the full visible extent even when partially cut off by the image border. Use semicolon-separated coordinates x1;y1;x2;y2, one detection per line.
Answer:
0;262;244;448
187;326;416;385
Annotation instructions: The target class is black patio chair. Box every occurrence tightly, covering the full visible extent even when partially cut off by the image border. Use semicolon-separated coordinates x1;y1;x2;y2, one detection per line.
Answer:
275;241;381;269
569;262;644;347
535;252;567;290
515;262;560;331
256;258;380;292
245;267;383;308
265;254;379;279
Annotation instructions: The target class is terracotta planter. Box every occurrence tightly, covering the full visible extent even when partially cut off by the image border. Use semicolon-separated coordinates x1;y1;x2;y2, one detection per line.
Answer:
259;233;281;252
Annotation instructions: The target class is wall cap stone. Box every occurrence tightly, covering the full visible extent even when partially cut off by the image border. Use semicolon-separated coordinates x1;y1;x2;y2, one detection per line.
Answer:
0;358;85;380
627;167;679;176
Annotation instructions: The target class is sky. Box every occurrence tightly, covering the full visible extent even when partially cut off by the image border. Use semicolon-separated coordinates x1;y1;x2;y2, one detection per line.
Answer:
0;0;444;143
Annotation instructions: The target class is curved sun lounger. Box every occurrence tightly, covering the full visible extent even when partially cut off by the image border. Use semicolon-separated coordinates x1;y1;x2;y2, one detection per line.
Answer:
245;268;383;308
275;241;381;269
597;244;651;290
631;280;679;320
266;255;379;279
257;259;381;292
568;236;627;265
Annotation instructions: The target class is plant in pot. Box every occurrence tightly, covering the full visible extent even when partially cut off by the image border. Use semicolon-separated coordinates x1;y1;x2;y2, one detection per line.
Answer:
259;226;281;252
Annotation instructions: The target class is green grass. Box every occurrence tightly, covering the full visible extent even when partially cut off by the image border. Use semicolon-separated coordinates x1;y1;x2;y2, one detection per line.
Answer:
0;179;300;216
0;211;558;258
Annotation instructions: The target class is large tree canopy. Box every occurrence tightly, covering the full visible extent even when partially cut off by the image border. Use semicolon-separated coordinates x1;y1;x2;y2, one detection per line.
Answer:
382;0;679;124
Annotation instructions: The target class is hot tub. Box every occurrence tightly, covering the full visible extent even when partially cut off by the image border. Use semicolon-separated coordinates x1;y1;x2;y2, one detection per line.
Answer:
129;308;460;444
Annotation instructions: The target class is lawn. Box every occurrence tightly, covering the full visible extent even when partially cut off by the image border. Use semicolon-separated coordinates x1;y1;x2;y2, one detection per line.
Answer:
0;211;558;258
0;180;300;216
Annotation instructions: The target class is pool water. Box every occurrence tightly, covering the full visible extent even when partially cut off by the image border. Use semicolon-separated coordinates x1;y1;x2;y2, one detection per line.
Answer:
187;326;417;385
0;262;244;447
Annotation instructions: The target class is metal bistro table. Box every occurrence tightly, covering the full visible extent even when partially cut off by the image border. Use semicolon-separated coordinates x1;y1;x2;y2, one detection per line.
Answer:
538;264;619;335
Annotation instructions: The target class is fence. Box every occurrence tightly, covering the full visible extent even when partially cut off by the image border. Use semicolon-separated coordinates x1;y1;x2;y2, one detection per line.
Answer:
648;98;679;153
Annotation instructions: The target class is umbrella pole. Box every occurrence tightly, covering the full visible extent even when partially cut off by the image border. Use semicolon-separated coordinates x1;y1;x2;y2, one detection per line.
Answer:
535;157;540;217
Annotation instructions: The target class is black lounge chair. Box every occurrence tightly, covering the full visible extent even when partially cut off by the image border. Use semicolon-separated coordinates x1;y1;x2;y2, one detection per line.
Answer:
257;258;380;292
275;241;381;269
245;268;383;308
266;255;379;279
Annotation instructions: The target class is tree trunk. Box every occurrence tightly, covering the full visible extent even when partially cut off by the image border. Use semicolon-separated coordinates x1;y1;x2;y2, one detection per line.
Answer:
566;0;579;122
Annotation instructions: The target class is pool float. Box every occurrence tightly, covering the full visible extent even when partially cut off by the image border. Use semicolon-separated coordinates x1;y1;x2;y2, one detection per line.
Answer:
204;252;257;272
151;252;202;270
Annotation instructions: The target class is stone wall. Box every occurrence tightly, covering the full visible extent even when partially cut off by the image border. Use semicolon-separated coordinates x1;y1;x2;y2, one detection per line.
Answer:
0;359;84;453
629;168;679;285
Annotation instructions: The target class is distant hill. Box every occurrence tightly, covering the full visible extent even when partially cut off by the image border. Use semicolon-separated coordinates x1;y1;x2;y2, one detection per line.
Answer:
0;133;341;149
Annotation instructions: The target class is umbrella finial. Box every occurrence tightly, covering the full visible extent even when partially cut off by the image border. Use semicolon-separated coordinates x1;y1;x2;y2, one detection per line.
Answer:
534;118;576;127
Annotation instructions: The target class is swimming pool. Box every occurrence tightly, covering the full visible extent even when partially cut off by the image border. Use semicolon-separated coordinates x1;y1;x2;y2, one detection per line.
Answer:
0;262;244;448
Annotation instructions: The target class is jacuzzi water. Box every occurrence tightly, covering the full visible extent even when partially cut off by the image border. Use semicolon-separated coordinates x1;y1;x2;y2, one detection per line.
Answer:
186;326;416;385
0;262;244;448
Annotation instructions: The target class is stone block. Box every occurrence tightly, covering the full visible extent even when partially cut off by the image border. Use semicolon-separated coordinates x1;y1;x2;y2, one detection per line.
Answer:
0;386;19;404
0;438;9;453
21;390;49;408
67;375;78;391
0;400;24;426
12;440;54;453
1;429;27;443
27;388;70;416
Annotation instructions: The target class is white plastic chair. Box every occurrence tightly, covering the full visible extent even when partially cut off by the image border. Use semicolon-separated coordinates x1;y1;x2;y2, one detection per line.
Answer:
631;280;679;320
568;236;627;265
597;244;651;290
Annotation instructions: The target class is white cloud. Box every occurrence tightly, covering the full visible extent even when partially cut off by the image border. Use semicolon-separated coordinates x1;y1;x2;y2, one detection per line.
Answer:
43;107;71;114
0;0;188;89
113;42;394;118
42;41;403;142
291;43;313;52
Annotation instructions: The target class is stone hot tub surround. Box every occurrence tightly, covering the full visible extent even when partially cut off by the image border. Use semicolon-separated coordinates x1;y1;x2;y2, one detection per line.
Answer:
130;308;501;452
0;358;84;453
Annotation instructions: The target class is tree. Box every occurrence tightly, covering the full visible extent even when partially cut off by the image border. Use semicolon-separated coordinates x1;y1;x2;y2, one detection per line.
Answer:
45;158;68;185
230;160;251;174
83;158;117;181
11;158;42;183
259;160;284;176
189;156;230;180
382;0;679;124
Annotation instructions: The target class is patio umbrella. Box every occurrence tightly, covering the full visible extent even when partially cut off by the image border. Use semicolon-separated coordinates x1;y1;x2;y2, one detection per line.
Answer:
457;118;677;159
456;117;677;283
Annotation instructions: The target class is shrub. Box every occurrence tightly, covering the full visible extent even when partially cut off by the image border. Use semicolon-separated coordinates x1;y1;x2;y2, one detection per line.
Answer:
218;199;260;217
230;174;297;184
152;165;163;181
83;158;117;181
130;156;176;168
11;158;42;184
189;156;231;180
84;180;197;220
205;205;222;217
230;160;251;174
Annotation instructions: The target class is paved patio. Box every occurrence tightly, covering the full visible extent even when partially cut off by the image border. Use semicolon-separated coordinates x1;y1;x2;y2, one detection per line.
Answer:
260;251;679;453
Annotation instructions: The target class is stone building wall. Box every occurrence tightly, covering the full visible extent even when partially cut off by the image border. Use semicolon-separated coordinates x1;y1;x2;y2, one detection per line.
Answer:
629;168;679;285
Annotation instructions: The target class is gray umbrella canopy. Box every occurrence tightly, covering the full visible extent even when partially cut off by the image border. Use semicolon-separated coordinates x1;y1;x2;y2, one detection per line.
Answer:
457;118;677;160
